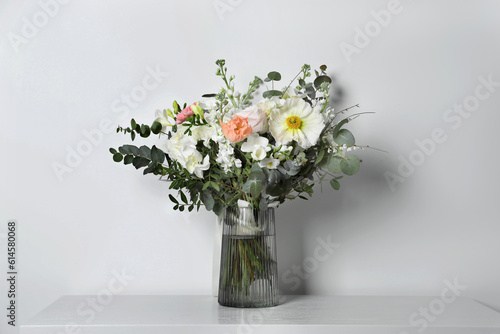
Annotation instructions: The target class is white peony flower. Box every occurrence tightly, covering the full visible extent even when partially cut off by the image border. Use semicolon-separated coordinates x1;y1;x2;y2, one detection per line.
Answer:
190;125;216;147
241;134;271;161
160;129;209;177
258;157;280;169
235;105;269;134
269;98;325;149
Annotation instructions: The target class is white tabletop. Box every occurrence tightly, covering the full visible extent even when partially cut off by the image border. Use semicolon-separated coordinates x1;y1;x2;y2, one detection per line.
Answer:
21;295;500;334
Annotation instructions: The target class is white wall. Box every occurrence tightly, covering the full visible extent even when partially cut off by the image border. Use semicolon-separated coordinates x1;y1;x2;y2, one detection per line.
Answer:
1;0;500;329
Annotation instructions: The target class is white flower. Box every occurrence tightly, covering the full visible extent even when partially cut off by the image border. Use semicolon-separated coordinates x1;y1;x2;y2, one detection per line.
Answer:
257;98;282;116
191;155;210;178
190;125;216;146
259;158;280;169
198;98;217;110
215;135;240;172
160;129;209;177
251;146;268;161
154;109;172;130
241;134;271;161
269;98;325;149
235;105;269;134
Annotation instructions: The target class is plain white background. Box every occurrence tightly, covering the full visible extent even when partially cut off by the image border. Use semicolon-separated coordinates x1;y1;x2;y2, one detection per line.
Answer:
1;0;500;331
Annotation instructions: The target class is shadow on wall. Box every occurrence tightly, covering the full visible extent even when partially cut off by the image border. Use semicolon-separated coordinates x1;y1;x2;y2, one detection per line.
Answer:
276;155;394;295
276;76;399;294
276;73;345;295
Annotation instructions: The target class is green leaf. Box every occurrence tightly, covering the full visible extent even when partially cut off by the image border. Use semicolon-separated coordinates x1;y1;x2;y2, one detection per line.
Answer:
213;200;224;216
202;93;217;98
202;182;211;191
119;144;139;155
248;163;266;182
305;85;316;99
132;156;150;169
143;163;156;175
139;125;151;138
123;155;134;165
139;146;151;159
131;131;136;141
210;181;220;192
340;155;360;176
314;75;332;89
263;90;283;98
315;148;325;165
150;145;165;164
334;129;355;146
109;148;117;154
267;71;281;81
180;191;188;204
331;118;349;138
327;156;343;173
131;119;137;130
169;194;179;204
248;181;263;197
173;100;180;113
151;121;162;134
330;179;341;190
112;153;123;162
319;64;327;71
202;190;214;211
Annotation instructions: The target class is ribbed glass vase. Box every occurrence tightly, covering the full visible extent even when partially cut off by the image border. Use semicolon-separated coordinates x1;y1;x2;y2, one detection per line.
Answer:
218;206;279;308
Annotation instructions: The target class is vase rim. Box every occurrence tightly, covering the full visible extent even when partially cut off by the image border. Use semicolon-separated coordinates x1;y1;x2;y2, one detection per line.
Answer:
237;200;279;208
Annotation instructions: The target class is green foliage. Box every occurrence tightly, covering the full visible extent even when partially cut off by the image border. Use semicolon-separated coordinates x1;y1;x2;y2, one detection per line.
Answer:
334;129;355;146
340;155;360;175
267;71;281;81
262;90;282;98
110;60;367;214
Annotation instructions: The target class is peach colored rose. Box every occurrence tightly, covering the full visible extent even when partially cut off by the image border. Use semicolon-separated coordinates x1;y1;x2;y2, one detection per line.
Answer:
175;104;196;124
219;115;252;143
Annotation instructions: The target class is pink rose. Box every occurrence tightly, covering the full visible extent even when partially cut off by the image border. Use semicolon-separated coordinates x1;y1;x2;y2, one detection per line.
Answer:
219;115;253;143
235;106;269;134
175;104;196;124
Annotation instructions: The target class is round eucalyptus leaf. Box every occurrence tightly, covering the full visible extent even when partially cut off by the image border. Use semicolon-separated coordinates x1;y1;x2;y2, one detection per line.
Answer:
334;129;355;146
340;155;360;176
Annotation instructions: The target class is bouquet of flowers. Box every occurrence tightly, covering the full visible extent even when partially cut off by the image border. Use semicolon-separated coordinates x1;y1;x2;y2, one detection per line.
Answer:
110;59;367;215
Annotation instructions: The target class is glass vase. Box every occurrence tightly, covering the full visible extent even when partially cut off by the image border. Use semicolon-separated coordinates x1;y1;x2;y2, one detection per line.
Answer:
218;206;279;308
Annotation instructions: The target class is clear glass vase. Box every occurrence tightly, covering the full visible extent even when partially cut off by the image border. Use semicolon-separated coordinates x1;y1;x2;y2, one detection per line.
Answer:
218;206;279;308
